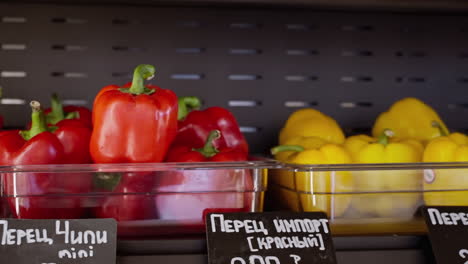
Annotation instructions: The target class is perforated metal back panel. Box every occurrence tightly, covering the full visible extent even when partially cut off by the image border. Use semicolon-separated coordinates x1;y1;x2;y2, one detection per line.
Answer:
1;3;468;153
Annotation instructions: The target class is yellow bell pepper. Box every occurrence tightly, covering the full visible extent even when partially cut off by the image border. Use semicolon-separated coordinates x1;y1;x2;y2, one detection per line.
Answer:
372;97;448;142
423;122;468;206
271;140;353;217
344;134;423;162
279;108;345;145
274;136;328;162
351;129;423;217
343;134;375;161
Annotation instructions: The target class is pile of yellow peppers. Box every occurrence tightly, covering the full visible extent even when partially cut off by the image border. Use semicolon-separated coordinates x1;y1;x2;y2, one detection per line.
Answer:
272;97;468;218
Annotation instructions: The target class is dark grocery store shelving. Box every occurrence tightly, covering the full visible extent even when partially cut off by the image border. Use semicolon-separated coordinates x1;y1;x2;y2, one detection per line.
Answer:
2;3;468;153
2;0;468;11
0;2;465;263
116;235;435;264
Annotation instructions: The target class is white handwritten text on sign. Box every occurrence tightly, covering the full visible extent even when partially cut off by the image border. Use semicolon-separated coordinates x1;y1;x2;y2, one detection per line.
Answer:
206;212;336;264
0;219;117;264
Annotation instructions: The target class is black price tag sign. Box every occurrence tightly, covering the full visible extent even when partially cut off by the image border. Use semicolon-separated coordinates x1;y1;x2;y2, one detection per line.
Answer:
206;212;336;264
0;219;117;264
422;206;468;264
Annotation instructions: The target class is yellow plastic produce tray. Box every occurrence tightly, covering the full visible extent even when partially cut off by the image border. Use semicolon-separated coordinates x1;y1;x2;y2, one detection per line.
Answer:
270;162;468;235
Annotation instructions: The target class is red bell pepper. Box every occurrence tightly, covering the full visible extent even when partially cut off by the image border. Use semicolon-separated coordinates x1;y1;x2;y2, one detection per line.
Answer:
175;96;249;154
0;102;64;165
1;101;92;219
54;118;93;164
25;100;93;164
166;130;247;162
93;172;156;222
90;64;178;163
44;93;92;128
156;130;252;223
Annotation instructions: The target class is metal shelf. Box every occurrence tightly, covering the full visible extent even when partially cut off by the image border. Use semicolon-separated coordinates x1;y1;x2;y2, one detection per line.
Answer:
2;0;468;12
2;3;468;153
0;1;460;263
116;235;434;264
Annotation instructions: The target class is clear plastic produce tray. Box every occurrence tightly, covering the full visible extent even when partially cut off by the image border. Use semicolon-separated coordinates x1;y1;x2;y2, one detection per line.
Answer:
0;160;273;238
270;162;468;235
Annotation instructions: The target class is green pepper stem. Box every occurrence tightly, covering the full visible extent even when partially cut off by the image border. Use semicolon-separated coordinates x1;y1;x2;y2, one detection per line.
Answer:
271;145;305;155
193;130;221;158
377;129;394;145
178;96;202;120
128;64;156;95
432;121;449;137
65;111;79;120
49;93;65;123
20;101;48;141
93;173;122;192
46;93;79;125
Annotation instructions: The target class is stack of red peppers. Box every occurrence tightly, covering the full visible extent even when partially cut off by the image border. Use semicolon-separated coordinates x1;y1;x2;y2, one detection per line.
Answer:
1;100;92;218
0;64;251;225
